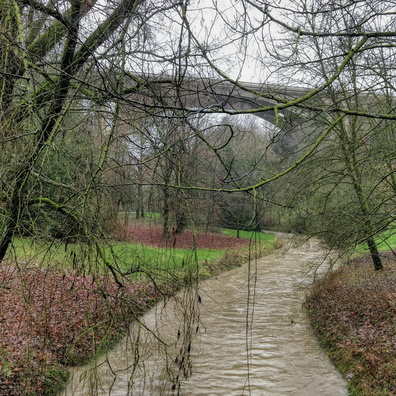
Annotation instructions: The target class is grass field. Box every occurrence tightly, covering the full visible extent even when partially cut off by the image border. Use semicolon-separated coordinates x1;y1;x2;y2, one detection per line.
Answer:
6;238;223;274
355;228;396;252
7;228;276;278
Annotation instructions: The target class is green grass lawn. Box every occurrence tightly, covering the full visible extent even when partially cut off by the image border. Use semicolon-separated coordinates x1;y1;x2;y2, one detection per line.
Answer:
355;228;396;252
371;229;396;251
7;228;276;285
7;238;225;274
107;242;225;272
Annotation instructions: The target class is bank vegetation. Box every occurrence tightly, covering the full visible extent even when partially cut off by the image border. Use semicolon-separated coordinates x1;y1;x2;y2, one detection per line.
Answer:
306;252;396;396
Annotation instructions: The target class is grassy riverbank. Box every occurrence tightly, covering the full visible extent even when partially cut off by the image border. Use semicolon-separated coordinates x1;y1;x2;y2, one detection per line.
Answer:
305;252;396;395
0;228;276;395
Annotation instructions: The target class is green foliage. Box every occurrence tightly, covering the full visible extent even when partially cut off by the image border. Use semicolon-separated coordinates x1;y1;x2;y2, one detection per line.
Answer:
19;201;79;240
218;192;257;231
41;367;69;396
10;113;128;243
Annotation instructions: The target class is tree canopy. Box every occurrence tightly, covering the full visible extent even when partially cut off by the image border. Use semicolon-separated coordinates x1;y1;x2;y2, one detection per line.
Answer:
1;0;396;274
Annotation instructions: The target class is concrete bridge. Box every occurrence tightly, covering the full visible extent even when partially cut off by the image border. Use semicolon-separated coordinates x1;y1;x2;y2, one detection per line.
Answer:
125;75;310;128
183;79;309;126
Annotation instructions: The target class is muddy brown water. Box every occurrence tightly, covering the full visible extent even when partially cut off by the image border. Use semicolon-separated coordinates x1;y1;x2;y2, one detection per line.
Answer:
62;237;348;396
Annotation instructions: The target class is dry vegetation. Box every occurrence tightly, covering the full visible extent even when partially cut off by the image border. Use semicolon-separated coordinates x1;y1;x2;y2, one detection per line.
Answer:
0;263;161;395
305;252;396;396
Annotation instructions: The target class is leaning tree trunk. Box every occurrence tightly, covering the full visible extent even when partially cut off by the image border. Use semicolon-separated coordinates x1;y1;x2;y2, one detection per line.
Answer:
366;235;383;271
338;117;384;271
0;0;82;261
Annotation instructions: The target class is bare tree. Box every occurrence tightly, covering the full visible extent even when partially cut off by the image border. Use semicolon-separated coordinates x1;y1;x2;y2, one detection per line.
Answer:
3;0;396;392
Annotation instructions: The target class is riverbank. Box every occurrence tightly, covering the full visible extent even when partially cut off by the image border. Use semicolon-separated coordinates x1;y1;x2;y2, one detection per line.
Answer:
305;252;396;396
63;237;348;396
0;267;165;395
0;230;276;395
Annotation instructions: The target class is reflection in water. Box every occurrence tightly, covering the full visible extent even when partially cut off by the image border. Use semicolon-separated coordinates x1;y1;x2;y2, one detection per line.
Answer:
62;238;348;396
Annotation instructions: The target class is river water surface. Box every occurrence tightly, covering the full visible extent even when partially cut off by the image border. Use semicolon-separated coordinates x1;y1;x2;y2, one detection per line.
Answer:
62;237;348;396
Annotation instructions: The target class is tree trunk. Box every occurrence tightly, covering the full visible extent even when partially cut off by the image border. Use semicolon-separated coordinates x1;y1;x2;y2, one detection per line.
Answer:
175;211;187;234
366;235;383;271
337;118;384;272
0;170;24;261
162;186;170;239
0;1;82;261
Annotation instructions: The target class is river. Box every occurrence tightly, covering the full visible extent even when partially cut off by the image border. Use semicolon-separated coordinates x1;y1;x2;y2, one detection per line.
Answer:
62;237;348;395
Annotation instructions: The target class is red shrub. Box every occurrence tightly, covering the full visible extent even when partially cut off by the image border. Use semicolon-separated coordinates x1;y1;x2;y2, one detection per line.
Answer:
121;226;250;250
0;265;160;394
